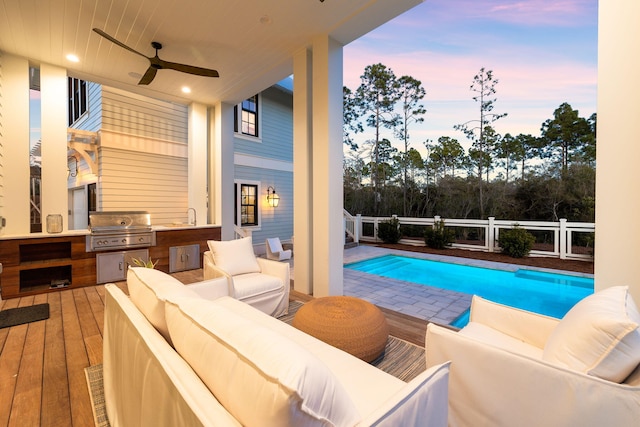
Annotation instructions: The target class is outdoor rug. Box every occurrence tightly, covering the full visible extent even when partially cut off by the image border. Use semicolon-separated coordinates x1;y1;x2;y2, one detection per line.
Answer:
85;300;426;427
0;303;50;329
85;364;109;427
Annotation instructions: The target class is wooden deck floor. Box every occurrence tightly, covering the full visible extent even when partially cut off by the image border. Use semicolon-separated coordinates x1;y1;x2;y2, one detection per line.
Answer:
0;270;428;426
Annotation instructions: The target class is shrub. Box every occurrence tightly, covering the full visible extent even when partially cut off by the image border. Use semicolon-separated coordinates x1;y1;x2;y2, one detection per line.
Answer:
424;219;455;249
377;217;401;244
498;225;536;258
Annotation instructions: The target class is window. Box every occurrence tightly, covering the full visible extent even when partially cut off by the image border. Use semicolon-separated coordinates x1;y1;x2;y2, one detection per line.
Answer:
29;66;42;233
237;183;259;226
234;94;259;137
68;77;88;125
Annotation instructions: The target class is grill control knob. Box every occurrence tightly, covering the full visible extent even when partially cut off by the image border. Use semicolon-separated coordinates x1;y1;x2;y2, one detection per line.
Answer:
138;237;145;242
122;238;127;243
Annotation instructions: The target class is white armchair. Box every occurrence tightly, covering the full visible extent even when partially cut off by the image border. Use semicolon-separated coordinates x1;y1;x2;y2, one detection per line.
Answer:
425;287;640;427
203;236;290;317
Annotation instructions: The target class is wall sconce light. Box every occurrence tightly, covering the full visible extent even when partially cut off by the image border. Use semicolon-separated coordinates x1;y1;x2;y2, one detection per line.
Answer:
68;156;78;178
266;186;280;207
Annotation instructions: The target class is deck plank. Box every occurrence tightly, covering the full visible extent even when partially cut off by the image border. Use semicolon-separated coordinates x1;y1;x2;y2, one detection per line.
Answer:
41;292;72;427
85;286;106;336
0;297;32;427
8;294;47;427
0;298;21;355
60;290;93;427
75;289;103;367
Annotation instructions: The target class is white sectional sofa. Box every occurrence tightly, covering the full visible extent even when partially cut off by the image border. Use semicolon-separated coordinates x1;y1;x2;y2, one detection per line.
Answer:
103;267;451;427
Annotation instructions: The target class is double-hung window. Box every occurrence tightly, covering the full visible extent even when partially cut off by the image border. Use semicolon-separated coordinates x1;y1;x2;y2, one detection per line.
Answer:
68;77;88;126
234;95;259;137
235;182;260;227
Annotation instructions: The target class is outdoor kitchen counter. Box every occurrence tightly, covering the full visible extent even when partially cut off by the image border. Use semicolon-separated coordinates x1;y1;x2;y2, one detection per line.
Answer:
0;224;221;239
153;224;221;231
0;225;221;299
0;229;90;240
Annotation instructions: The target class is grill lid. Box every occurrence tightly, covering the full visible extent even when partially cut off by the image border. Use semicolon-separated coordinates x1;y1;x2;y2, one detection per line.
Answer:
89;211;151;233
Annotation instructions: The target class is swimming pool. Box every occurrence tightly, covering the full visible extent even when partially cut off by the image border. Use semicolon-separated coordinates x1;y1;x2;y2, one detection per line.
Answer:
344;254;593;327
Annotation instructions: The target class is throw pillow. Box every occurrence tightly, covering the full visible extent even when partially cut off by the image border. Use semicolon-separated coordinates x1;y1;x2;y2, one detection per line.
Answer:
206;236;260;276
542;285;640;382
127;266;200;344
165;296;362;427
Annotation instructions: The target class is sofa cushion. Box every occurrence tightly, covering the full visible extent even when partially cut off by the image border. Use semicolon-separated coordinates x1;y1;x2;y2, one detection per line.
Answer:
127;267;200;344
542;286;640;382
207;237;260;276
232;272;283;300
165;297;361;427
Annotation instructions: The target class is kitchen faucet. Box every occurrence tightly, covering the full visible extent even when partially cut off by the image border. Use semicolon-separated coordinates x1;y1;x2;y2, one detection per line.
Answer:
187;208;197;226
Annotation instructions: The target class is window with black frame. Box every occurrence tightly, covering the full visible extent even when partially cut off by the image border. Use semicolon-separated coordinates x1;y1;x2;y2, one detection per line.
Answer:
239;183;258;226
234;94;259;137
68;77;88;125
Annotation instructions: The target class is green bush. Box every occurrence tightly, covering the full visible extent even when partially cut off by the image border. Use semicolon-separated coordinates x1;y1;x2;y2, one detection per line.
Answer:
498;225;536;258
424;220;455;249
377;217;401;244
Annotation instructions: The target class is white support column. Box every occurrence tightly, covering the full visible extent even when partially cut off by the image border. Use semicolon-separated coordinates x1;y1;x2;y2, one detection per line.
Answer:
211;102;235;240
595;0;640;303
292;37;344;297
1;54;30;235
187;102;209;225
40;64;69;232
311;35;344;297
293;47;314;294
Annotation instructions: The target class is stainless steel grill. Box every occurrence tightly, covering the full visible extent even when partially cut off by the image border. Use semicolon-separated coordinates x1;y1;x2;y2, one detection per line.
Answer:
86;211;156;252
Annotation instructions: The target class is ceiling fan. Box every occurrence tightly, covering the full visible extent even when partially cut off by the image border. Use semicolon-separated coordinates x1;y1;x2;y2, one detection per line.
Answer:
92;28;220;85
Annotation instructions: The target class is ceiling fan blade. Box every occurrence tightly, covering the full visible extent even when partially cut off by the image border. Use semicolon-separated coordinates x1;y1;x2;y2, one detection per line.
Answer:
157;59;220;78
138;67;158;85
92;28;149;59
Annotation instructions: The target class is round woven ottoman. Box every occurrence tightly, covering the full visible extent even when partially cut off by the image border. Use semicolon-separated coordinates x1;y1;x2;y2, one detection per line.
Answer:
292;296;389;362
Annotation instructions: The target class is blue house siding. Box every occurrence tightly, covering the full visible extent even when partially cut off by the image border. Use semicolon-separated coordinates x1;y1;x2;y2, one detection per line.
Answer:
70;82;102;132
234;83;294;251
235;165;293;246
234;86;293;162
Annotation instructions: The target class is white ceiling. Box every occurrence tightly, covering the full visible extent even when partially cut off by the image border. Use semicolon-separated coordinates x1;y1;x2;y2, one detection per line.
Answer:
0;0;422;105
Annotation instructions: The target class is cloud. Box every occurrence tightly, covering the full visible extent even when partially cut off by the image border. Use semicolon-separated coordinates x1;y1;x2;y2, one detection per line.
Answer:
393;0;597;28
342;0;597;154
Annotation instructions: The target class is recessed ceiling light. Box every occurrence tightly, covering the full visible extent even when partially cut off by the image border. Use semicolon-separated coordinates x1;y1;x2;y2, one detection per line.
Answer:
181;86;191;94
66;54;79;63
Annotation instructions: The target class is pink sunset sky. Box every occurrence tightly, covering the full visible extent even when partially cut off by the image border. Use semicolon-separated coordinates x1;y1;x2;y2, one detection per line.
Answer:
343;0;597;154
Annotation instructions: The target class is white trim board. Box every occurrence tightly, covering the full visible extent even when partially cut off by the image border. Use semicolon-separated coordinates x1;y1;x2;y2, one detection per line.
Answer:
234;153;293;172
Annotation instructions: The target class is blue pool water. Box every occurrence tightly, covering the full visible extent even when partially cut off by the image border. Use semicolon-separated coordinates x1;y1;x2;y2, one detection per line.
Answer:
345;254;593;327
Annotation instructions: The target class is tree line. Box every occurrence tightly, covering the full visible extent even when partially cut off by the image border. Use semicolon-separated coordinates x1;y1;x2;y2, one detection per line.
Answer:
343;64;596;222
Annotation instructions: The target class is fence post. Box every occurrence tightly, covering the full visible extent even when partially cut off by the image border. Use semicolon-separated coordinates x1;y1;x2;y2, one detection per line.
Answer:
559;218;567;259
488;217;495;252
355;214;361;244
373;218;379;242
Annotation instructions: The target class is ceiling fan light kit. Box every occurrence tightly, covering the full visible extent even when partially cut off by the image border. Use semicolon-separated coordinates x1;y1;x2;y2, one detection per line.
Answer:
93;28;220;85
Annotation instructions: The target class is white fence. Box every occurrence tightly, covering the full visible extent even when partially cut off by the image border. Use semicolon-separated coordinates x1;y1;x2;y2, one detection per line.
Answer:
343;213;594;261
